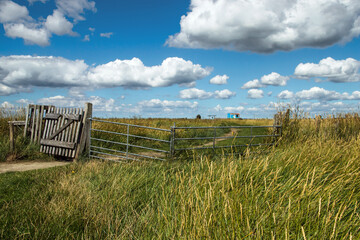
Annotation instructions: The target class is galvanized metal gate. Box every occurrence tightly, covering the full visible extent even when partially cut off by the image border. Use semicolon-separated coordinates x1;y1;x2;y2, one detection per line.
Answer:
89;119;171;162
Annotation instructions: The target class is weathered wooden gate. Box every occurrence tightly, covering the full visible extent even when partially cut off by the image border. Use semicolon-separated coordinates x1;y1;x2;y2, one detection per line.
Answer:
23;103;92;159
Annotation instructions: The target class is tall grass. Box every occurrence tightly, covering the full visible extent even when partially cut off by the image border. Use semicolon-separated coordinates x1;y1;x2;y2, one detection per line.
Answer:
1;110;360;238
0;107;52;162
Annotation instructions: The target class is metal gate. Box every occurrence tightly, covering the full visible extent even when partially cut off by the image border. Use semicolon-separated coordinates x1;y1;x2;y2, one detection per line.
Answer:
89;119;171;162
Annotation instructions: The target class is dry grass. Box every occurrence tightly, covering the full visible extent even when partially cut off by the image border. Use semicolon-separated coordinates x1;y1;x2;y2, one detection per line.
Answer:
1;110;360;238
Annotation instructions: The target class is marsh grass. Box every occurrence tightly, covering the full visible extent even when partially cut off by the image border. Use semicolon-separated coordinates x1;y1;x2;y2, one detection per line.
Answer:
1;110;360;238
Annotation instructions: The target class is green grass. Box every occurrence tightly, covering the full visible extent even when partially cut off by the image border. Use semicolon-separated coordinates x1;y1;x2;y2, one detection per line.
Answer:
1;110;360;238
1;111;360;238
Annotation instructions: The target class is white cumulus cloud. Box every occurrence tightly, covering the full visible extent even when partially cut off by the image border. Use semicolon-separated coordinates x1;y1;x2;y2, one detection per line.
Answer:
166;0;360;53
179;88;235;99
0;1;30;23
277;90;294;99
55;0;96;21
209;74;229;85
261;72;289;86
242;72;289;89
45;10;76;36
247;89;264;99
0;55;211;95
294;57;360;83
0;0;95;46
241;79;263;89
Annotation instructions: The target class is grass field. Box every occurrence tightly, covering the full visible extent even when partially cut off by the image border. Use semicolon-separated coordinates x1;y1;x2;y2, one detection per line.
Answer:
1;108;360;239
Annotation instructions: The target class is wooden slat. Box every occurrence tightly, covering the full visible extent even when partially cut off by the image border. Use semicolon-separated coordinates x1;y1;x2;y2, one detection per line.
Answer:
53;107;63;155
34;105;39;142
40;139;75;149
9;121;26;126
37;105;44;144
64;108;74;157
50;107;60;154
48;119;74;140
30;106;36;142
59;108;69;156
72;108;83;158
24;104;30;137
63;113;80;121
44;113;60;120
40;106;51;153
75;103;92;159
44;113;80;120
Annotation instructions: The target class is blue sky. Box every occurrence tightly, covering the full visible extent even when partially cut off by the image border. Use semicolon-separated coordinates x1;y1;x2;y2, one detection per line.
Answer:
1;0;360;118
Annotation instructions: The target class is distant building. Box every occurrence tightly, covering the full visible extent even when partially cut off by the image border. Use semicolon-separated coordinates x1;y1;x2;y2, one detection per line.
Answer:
227;113;240;119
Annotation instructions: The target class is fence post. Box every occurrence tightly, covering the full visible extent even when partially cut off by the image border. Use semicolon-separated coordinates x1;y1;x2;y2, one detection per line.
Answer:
170;122;176;159
213;127;216;151
9;122;14;152
75;102;93;160
126;124;129;159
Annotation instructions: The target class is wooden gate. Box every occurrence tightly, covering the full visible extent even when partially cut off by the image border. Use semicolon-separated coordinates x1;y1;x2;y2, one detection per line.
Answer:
40;107;84;158
23;103;92;159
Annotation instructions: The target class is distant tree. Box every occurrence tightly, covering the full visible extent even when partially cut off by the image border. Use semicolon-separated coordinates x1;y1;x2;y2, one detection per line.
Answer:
196;114;201;119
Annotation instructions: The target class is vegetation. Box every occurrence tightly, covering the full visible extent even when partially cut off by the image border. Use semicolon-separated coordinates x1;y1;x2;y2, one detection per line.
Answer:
1;109;360;238
0;107;52;162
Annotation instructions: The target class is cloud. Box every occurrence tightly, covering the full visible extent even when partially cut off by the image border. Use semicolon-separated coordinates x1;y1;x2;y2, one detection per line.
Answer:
0;55;211;95
277;90;294;99
166;0;360;53
88;57;211;88
277;87;360;101
241;79;263;89
224;106;244;113
214;89;236;99
209;74;229;85
45;10;76;36
0;101;15;108
179;88;213;99
137;99;198;109
261;72;289;86
37;95;120;112
100;32;113;38
242;72;289;89
0;0;95;46
55;0;96;21
294;57;360;83
0;1;30;23
179;88;235;99
247;89;264;99
83;34;90;41
4;22;50;46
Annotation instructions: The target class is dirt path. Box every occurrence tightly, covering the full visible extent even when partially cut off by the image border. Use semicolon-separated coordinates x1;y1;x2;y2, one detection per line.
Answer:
202;128;237;147
0;161;71;174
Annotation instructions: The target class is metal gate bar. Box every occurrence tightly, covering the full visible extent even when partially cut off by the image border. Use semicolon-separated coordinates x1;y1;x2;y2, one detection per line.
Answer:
89;118;171;161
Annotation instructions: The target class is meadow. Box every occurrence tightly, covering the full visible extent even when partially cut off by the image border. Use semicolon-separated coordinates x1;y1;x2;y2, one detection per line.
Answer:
0;108;360;239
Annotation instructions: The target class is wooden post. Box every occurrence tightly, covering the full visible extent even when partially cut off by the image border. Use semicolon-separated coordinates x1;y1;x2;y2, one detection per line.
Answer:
75;102;92;159
9;122;14;152
24;104;30;137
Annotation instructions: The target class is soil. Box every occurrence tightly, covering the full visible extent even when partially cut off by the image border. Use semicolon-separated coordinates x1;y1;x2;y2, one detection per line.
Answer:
0;161;71;174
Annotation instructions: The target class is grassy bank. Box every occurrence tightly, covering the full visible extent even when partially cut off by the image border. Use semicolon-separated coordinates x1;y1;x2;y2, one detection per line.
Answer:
1;111;360;238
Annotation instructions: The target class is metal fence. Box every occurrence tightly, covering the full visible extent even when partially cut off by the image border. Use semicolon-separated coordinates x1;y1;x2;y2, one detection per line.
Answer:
89;119;282;162
89;119;171;162
172;124;281;154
